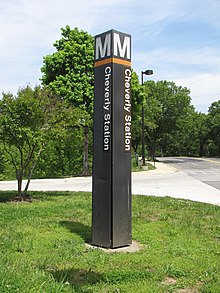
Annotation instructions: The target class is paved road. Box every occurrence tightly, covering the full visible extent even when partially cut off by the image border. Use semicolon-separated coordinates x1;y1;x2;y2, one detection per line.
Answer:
157;157;220;190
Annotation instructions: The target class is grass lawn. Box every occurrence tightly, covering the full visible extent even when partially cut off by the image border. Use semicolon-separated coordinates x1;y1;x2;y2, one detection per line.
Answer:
0;191;219;292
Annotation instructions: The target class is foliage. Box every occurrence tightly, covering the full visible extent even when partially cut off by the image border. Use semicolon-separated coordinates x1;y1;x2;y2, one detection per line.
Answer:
1;24;220;183
0;191;219;292
130;72;220;159
131;71;142;154
207;100;220;155
164;108;210;157
41;26;94;113
0;86;55;195
141;80;192;160
0;86;85;195
35;125;92;178
41;26;94;175
168;100;220;157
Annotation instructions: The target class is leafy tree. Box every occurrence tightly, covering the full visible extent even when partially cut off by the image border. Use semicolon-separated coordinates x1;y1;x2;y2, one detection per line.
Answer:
0;86;62;197
35;105;91;178
142;80;191;160
131;71;142;155
192;111;210;156
207;100;220;155
41;26;94;175
165;107;210;157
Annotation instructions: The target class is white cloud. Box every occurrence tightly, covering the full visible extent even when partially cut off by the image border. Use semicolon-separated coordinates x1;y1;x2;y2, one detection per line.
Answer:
134;45;220;112
175;73;220;108
183;0;220;28
134;47;220;70
0;0;102;94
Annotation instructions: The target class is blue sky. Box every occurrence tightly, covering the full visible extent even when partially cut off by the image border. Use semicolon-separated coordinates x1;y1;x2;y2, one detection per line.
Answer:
1;0;220;113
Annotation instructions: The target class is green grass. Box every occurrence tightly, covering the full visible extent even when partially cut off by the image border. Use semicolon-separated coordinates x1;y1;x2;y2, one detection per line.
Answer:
0;191;219;292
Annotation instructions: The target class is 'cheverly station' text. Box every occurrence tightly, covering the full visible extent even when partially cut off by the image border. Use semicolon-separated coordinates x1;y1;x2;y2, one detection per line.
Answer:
103;66;111;151
124;68;131;151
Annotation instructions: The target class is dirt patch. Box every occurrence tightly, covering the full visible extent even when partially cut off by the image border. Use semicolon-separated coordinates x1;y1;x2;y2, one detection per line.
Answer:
162;277;177;285
162;278;200;293
175;289;199;293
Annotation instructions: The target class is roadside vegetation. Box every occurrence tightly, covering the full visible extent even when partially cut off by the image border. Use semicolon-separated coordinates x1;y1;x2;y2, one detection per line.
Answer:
0;191;219;292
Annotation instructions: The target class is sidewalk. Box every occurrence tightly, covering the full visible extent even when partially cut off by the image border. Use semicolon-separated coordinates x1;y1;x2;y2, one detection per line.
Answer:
0;162;220;205
137;161;177;175
0;162;175;192
132;162;220;205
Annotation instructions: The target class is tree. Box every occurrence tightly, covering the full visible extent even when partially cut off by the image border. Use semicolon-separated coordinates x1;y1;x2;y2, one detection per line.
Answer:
142;80;191;160
191;111;209;157
165;107;210;157
41;26;94;175
131;71;142;155
207;100;220;155
0;86;61;198
35;102;91;178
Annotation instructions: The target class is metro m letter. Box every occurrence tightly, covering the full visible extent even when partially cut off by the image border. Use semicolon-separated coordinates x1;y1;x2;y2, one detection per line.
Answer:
95;33;111;60
113;33;130;59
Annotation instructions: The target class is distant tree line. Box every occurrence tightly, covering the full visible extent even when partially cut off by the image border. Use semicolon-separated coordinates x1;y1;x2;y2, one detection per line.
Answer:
0;26;219;196
131;73;220;160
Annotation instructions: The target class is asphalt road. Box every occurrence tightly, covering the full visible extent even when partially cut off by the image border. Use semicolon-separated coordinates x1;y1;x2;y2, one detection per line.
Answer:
157;157;220;190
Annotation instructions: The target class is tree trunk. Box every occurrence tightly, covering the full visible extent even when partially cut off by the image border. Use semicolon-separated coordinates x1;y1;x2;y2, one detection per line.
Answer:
152;138;156;162
199;140;204;157
16;170;23;197
24;146;44;194
83;126;89;176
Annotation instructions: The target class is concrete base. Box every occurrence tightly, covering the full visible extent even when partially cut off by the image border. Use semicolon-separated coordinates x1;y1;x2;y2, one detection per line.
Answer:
85;240;142;253
141;165;148;171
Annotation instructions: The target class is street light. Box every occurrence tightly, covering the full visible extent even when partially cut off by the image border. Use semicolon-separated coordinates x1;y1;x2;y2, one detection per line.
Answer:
141;69;153;166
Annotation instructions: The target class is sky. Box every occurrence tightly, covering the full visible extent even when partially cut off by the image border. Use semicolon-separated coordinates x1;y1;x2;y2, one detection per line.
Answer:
1;0;220;113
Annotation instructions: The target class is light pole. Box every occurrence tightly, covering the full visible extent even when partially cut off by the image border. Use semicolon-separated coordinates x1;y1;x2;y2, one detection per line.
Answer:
141;69;153;166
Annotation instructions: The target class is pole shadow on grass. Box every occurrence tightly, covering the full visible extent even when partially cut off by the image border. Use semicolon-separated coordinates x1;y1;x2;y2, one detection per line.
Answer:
51;268;104;291
60;221;92;243
51;268;153;291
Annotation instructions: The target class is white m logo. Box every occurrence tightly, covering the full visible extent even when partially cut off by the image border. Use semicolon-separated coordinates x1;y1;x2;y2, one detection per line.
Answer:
95;33;111;60
95;31;131;60
113;33;130;59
